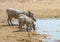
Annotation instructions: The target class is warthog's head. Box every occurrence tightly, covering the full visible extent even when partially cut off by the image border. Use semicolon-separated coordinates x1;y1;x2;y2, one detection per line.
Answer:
28;11;36;21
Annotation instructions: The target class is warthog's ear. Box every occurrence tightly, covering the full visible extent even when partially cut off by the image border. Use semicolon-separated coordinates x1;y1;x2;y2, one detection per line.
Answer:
28;11;33;16
28;11;36;21
28;11;32;14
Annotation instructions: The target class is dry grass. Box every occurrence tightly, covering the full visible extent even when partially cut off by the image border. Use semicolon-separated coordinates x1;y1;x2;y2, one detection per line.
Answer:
0;0;60;21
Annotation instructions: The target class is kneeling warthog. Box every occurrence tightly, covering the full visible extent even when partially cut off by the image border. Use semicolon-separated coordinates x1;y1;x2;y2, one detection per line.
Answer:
19;14;36;32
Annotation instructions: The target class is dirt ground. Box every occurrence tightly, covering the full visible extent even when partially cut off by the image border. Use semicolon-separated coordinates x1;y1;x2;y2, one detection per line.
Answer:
0;0;59;42
0;22;50;42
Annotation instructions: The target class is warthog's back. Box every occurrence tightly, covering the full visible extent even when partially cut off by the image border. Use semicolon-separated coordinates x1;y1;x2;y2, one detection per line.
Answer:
7;8;28;18
7;8;24;15
19;14;34;23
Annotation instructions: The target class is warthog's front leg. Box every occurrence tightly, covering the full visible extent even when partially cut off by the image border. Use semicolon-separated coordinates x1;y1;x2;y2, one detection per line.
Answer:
19;19;23;31
26;24;31;32
33;23;36;30
26;24;29;32
19;21;21;31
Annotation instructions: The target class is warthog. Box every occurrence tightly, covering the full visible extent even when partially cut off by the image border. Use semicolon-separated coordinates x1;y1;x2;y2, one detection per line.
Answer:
6;8;36;26
19;14;36;32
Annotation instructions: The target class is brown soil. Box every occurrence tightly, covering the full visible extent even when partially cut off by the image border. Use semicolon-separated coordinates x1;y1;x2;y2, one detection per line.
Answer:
0;22;50;42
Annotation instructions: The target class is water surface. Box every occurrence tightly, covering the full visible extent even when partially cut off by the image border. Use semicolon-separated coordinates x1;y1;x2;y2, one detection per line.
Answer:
35;19;60;42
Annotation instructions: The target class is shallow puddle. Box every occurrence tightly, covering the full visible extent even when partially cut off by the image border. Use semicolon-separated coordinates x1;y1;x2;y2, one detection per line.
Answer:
12;19;60;42
35;19;60;42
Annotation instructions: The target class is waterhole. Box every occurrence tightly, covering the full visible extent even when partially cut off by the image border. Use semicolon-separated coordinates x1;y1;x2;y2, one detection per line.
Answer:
12;19;60;42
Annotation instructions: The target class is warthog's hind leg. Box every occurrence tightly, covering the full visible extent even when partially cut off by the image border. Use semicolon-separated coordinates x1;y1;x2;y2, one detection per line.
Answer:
7;17;13;26
19;21;23;31
26;24;31;32
7;17;11;26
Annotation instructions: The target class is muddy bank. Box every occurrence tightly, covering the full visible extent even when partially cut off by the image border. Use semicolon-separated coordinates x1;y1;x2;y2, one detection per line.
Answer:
0;23;50;42
0;21;50;42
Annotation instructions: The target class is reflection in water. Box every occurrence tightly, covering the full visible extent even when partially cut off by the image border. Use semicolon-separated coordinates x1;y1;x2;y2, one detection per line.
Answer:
12;19;60;42
35;19;60;42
